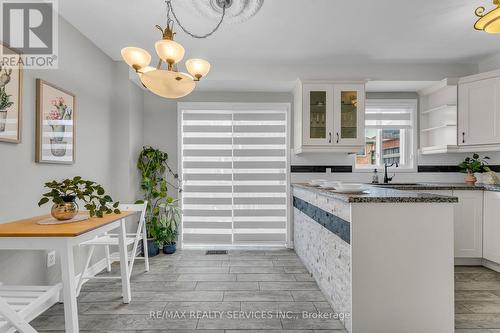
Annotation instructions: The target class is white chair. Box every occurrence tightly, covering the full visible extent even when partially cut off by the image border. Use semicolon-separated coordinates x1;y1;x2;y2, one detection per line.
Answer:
76;202;149;296
0;284;61;333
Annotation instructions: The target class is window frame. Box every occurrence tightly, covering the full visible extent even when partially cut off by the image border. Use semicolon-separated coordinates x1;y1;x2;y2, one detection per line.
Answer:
354;99;418;173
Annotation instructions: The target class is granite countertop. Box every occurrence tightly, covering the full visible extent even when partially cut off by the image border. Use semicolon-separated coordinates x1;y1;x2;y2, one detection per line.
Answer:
292;183;459;204
370;182;500;192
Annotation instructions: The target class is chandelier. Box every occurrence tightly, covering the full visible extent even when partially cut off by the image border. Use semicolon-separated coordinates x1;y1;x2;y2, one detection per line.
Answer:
475;0;500;33
121;0;231;98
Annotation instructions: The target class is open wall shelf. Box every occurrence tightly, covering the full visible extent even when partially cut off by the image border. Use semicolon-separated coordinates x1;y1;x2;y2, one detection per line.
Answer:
418;79;458;154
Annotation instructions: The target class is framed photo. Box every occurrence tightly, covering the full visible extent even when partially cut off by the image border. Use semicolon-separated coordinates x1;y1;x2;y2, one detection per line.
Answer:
36;79;76;164
0;43;23;143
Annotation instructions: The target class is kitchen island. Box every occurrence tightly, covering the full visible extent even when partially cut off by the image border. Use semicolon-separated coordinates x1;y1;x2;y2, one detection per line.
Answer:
292;183;458;333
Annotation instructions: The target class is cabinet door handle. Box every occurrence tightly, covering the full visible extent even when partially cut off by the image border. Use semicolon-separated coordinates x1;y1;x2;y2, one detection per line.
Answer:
462;132;465;144
328;132;332;143
336;132;339;143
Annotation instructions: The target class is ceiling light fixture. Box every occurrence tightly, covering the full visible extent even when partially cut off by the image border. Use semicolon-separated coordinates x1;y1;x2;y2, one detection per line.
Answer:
475;0;500;33
121;0;230;98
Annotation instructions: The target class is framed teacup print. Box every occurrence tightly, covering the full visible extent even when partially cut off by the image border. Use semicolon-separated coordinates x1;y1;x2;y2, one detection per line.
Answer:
36;79;76;164
0;43;23;143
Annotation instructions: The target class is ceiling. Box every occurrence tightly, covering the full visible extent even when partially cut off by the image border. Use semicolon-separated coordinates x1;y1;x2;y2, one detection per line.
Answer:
59;0;499;92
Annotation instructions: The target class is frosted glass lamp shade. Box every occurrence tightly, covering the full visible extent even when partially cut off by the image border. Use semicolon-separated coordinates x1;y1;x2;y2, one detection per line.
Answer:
140;70;195;99
155;39;185;64
186;58;211;80
475;6;500;33
121;47;151;70
138;66;156;74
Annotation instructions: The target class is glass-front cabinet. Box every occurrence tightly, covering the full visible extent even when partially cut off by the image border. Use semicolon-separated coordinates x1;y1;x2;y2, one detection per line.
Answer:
303;84;333;145
297;81;365;153
334;84;365;146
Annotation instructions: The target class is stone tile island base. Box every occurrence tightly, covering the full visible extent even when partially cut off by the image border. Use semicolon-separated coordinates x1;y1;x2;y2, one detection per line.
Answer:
292;184;456;333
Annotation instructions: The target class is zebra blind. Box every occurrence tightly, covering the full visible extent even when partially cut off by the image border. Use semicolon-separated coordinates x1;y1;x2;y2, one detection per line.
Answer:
180;105;288;247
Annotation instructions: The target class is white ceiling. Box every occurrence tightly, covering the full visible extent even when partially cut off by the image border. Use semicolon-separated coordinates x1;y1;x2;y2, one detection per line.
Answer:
60;0;499;64
59;0;499;92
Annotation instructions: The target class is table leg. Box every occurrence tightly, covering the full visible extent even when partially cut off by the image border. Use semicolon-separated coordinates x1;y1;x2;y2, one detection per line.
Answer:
60;242;79;333
118;218;131;303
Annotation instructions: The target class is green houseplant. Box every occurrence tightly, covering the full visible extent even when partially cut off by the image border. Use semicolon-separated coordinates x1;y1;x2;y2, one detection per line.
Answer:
137;146;179;256
458;153;490;185
38;177;120;220
157;198;181;254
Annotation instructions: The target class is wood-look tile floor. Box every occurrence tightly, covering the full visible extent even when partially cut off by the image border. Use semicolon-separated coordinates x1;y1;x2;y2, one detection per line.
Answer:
455;266;500;333
30;251;500;333
31;249;347;332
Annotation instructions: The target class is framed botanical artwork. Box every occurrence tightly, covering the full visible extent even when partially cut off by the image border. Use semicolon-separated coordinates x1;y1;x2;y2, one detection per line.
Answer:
36;79;76;164
0;43;23;143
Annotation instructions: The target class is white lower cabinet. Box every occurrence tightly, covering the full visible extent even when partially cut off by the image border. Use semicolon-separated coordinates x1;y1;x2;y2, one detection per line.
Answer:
452;191;483;258
407;189;483;258
483;191;500;264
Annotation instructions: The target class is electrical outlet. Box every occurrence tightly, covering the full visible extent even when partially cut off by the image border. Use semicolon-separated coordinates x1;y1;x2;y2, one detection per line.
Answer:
47;250;56;267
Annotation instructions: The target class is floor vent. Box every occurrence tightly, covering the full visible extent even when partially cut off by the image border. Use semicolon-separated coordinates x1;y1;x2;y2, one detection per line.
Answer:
206;250;228;255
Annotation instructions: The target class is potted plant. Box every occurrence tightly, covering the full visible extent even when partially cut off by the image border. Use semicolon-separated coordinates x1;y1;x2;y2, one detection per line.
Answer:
458;153;490;185
136;146;179;257
38;176;120;220
157;198;180;254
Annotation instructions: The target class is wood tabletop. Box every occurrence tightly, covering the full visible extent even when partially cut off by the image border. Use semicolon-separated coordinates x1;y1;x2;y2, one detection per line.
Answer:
0;211;137;237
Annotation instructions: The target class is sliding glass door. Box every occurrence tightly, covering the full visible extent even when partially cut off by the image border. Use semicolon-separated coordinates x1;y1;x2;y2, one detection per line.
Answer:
180;103;289;247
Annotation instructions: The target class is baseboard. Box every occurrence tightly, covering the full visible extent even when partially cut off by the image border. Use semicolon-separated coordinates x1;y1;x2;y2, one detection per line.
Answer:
482;258;500;273
455;257;483;266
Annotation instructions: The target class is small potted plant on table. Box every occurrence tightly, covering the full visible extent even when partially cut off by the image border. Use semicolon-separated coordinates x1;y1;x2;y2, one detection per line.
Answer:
458;153;490;185
38;177;120;220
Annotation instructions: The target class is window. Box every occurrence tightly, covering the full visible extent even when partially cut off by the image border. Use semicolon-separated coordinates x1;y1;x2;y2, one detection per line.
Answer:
355;99;417;170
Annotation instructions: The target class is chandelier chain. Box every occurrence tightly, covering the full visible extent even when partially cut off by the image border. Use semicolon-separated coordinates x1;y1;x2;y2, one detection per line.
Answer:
166;0;226;39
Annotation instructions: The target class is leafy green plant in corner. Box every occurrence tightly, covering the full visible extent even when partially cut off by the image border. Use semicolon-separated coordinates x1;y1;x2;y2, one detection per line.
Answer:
0;87;14;110
38;176;120;218
458;153;490;174
154;198;181;247
136;146;180;242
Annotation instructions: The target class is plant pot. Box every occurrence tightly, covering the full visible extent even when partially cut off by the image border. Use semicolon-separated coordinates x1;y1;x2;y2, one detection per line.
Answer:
465;172;477;185
163;242;176;254
144;239;159;257
0;110;7;132
51;195;78;220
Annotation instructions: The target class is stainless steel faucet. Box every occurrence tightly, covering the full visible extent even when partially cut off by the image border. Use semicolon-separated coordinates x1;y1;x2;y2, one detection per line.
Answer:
383;162;399;183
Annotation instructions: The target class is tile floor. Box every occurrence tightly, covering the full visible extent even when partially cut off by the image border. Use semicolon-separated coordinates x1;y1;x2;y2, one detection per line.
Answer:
455;266;500;333
31;249;347;332
30;250;500;332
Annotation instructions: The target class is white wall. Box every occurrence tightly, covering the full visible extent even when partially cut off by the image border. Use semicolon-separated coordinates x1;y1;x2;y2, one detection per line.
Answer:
0;17;143;285
143;90;293;199
478;53;500;73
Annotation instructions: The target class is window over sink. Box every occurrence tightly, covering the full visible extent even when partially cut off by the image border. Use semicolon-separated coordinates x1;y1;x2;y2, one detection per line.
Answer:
355;99;417;171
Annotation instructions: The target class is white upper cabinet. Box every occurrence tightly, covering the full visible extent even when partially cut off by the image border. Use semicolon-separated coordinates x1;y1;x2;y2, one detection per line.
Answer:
294;80;365;154
302;84;334;146
334;84;365;146
458;71;500;147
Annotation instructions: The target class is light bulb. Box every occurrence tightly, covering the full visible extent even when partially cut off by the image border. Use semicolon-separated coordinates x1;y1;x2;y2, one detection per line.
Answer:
186;58;211;80
121;47;151;71
155;40;185;65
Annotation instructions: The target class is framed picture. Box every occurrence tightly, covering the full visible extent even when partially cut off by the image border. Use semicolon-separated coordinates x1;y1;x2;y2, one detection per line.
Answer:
0;43;23;143
36;79;76;164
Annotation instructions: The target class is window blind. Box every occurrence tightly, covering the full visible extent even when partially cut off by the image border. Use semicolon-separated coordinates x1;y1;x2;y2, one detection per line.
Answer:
180;105;288;247
365;101;415;129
